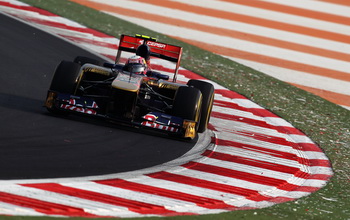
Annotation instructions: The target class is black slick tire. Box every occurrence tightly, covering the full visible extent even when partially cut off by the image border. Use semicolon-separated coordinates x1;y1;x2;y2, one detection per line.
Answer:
172;86;202;123
49;61;81;93
187;79;214;133
47;61;81;114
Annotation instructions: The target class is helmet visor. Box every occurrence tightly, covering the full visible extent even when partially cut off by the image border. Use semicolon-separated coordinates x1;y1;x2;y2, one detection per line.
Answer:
128;64;145;74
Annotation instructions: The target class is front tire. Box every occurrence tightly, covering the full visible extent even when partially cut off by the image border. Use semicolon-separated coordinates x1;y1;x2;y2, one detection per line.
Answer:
47;61;81;114
187;80;214;133
172;86;202;139
172;86;202;122
49;61;81;93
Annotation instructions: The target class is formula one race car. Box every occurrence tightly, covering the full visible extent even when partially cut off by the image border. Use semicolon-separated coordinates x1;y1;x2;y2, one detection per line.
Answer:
45;34;214;139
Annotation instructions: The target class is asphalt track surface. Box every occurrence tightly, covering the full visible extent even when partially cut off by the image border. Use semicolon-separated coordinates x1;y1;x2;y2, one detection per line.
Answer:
0;13;196;180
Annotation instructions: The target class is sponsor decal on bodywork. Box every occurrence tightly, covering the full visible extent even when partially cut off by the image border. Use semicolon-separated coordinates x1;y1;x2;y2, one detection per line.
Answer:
142;112;181;132
59;96;99;115
83;67;110;76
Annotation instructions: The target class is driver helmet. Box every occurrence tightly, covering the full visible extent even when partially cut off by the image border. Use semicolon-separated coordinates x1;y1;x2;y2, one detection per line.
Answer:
125;55;147;75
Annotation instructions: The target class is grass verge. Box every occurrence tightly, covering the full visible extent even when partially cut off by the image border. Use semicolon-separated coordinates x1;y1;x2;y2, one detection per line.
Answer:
5;0;350;219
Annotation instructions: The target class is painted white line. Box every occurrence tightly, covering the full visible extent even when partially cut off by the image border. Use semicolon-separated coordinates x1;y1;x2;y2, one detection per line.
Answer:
0;202;45;216
262;0;350;18
231;57;350;96
167;0;350;35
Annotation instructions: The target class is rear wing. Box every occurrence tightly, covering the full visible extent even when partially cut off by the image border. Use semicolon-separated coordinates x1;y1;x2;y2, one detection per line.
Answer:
115;34;183;82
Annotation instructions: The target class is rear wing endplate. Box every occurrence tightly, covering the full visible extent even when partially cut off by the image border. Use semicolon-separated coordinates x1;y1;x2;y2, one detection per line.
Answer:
115;34;183;82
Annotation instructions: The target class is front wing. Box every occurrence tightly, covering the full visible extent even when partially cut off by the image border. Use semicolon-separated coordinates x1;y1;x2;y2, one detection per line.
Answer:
45;91;197;139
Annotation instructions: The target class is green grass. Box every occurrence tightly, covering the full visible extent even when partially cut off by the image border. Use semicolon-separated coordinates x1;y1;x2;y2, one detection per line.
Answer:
5;0;350;219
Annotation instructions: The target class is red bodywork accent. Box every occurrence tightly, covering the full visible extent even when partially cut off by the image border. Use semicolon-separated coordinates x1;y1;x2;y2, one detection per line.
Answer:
116;35;183;82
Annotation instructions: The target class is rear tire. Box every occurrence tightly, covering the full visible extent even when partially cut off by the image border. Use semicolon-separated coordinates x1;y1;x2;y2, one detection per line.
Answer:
187;80;214;132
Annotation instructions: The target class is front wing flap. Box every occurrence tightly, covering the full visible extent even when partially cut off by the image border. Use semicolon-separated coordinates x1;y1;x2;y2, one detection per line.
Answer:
46;92;101;115
141;112;197;139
